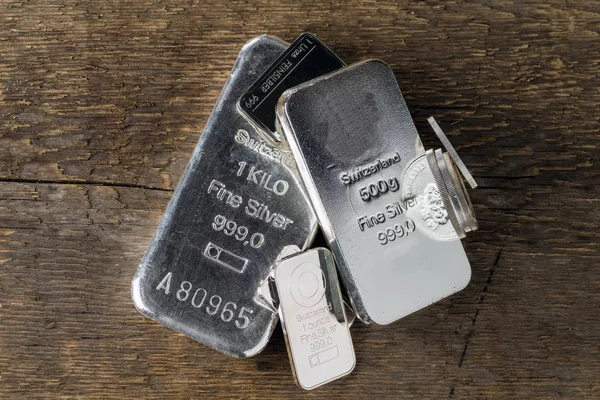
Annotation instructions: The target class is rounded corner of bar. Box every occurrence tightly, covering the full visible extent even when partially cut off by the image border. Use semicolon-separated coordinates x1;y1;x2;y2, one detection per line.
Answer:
345;356;357;376
274;93;295;130
369;313;396;326
298;31;317;40
240;313;278;359
452;253;473;293
240;35;270;50
297;377;319;391
241;332;274;359
457;263;473;291
239;343;266;359
130;273;152;317
241;34;287;54
218;347;247;359
360;58;394;74
276;87;296;111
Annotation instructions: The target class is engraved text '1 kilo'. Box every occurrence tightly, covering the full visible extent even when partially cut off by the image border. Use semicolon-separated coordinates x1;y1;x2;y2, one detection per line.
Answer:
132;35;317;358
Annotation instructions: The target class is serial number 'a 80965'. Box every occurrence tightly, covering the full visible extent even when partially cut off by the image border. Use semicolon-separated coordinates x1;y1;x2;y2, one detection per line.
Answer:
156;272;253;329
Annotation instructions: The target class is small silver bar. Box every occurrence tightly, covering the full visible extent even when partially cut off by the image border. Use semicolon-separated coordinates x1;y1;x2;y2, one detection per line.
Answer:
273;248;355;390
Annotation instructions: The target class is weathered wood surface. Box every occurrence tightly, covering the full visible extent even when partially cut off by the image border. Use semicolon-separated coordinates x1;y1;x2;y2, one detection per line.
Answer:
1;1;598;399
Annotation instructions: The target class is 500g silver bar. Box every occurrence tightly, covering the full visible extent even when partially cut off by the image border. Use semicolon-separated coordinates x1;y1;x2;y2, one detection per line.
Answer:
277;60;474;324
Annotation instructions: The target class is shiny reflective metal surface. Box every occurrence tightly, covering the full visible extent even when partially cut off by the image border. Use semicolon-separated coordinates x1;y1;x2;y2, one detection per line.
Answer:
427;117;478;189
277;60;473;324
273;248;355;390
426;148;478;237
132;35;317;358
239;33;344;143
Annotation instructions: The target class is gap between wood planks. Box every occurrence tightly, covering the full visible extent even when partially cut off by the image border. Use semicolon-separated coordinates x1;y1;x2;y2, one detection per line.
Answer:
0;177;174;192
3;175;506;396
450;249;503;398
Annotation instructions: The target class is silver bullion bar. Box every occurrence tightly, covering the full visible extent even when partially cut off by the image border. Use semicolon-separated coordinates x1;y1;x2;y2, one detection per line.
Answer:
273;248;355;390
276;60;471;324
132;35;318;358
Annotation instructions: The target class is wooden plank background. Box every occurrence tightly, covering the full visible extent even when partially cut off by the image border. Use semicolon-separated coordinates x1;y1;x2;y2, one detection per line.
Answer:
1;1;598;398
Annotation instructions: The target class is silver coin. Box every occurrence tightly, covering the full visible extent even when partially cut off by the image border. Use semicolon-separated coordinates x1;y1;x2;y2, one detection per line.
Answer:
401;154;458;241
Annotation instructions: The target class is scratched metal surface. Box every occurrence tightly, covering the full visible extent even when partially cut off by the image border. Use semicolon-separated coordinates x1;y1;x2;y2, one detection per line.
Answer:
0;1;598;399
133;35;317;358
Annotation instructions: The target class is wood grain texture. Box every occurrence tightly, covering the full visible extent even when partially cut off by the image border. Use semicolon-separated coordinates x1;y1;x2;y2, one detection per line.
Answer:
0;0;598;398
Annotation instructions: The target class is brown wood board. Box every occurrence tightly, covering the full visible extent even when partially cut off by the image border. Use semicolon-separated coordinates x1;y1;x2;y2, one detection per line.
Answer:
0;1;598;399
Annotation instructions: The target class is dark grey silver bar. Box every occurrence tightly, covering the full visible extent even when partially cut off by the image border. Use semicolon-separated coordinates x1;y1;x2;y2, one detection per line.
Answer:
132;35;317;358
